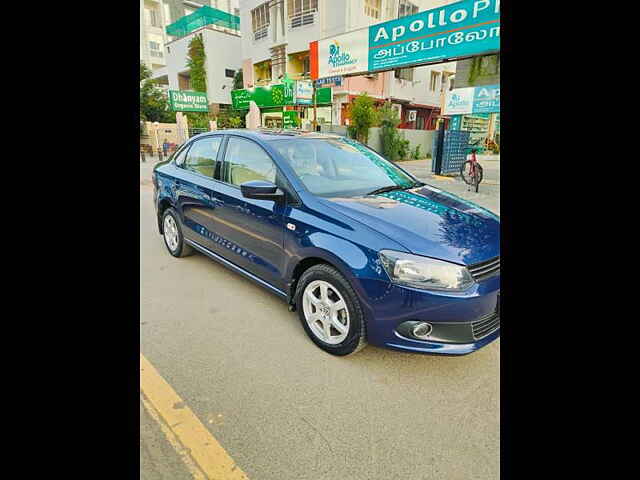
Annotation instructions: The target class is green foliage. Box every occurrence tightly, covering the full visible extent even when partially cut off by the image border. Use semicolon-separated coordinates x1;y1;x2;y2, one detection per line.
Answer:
468;54;500;86
140;61;176;127
140;62;151;82
347;93;379;143
378;101;410;162
398;138;410;161
186;34;207;92
216;108;246;129
468;57;480;85
185;34;211;129
412;144;422;160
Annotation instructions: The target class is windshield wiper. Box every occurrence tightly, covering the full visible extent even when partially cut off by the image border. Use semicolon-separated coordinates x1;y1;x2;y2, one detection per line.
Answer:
366;185;404;196
366;182;422;196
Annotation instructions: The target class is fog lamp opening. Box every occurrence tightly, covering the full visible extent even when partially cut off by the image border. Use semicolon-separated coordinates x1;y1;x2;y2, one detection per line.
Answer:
412;322;433;339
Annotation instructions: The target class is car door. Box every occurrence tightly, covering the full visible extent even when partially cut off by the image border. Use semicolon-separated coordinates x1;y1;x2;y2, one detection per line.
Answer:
174;135;224;252
211;135;288;290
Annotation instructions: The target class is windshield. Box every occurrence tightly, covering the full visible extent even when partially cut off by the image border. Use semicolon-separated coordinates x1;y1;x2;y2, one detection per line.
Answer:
272;137;419;197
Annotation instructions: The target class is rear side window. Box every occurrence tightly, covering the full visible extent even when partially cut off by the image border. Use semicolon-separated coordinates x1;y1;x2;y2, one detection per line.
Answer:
184;137;222;178
223;137;276;186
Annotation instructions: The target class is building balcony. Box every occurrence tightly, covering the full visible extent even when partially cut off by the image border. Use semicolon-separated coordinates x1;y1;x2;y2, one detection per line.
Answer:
288;9;317;30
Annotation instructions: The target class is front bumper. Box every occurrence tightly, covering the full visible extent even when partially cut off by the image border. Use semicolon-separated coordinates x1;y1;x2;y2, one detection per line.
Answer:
356;273;500;355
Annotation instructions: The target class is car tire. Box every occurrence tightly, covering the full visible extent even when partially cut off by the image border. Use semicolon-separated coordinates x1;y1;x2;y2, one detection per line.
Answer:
162;207;194;258
295;264;367;356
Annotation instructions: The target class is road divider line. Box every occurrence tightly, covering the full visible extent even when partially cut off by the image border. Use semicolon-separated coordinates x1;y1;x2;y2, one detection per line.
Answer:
140;353;249;480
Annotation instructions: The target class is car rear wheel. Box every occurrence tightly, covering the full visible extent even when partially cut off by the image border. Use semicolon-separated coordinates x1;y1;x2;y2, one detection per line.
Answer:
296;264;367;356
162;208;194;258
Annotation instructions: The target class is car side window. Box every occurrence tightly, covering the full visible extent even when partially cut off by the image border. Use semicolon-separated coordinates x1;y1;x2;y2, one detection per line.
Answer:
184;137;222;178
173;143;190;166
223;137;276;186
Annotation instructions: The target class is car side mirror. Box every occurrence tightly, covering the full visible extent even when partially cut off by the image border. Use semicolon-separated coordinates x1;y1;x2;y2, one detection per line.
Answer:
240;180;284;202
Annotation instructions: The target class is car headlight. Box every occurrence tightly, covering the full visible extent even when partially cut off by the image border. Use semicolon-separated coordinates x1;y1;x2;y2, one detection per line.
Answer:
378;250;475;291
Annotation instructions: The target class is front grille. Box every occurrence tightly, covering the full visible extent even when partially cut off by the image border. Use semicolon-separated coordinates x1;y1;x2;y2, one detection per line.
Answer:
472;310;500;339
468;256;500;281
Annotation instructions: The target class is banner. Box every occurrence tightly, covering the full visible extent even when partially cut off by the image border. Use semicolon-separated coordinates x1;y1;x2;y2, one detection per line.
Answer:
231;85;292;109
443;84;500;115
295;81;313;105
283;111;300;128
168;90;209;112
231;84;331;109
311;0;499;80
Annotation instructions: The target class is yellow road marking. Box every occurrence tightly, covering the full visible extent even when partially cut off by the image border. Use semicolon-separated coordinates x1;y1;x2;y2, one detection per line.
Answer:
140;353;249;480
141;393;208;480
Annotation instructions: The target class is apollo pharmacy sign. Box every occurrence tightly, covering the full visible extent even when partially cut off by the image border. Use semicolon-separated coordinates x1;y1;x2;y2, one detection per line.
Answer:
443;84;500;115
168;90;209;112
310;0;499;79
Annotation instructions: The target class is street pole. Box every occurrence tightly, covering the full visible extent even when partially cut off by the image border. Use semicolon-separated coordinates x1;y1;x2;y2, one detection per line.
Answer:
434;120;446;175
153;121;160;161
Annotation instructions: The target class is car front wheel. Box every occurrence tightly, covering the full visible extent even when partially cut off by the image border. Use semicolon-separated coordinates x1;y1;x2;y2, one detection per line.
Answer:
296;264;367;356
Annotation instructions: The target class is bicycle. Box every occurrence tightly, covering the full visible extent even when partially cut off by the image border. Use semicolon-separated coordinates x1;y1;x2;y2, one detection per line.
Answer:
460;137;485;193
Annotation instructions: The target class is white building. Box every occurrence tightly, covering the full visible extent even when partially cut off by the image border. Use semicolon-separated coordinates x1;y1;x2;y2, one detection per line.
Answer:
148;1;242;114
238;0;458;129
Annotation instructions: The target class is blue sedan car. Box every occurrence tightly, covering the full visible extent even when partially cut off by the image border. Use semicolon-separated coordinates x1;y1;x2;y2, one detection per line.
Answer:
153;129;500;356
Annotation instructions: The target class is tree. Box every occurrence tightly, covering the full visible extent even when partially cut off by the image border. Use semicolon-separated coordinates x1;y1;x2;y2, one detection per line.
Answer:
378;101;410;162
140;61;176;126
185;34;210;129
347;93;379;143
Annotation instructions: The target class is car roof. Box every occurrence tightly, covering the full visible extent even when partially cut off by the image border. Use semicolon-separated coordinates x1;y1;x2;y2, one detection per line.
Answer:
189;129;345;143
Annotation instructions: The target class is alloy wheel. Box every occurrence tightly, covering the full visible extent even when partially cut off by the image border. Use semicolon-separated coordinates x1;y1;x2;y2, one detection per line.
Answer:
302;280;350;345
164;215;179;252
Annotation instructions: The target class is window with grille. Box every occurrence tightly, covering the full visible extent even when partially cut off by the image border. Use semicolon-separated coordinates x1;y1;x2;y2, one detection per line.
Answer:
364;0;381;19
149;9;160;27
288;0;318;28
398;0;419;18
395;68;414;81
251;3;270;40
149;41;160;51
430;71;440;91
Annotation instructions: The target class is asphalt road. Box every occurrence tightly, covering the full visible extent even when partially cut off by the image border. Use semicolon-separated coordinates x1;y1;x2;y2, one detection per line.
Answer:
140;165;500;479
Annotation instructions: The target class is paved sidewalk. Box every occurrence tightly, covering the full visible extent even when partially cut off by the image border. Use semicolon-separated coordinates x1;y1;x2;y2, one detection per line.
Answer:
400;158;500;215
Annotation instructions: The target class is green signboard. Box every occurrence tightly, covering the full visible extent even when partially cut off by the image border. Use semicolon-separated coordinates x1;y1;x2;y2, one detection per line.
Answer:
314;87;332;105
168;90;209;112
283;111;300;128
231;84;294;110
231;83;331;110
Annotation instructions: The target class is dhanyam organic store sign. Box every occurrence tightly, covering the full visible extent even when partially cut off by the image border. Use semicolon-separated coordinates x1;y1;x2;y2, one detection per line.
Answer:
311;0;499;80
168;90;209;112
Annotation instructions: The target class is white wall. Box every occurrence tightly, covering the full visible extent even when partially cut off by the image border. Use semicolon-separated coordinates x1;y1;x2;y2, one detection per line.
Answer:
165;27;242;105
166;34;192;90
389;62;456;106
239;0;272;65
203;28;243;104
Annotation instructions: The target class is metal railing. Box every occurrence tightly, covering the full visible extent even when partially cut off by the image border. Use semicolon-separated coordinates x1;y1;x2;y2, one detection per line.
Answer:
253;25;269;41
